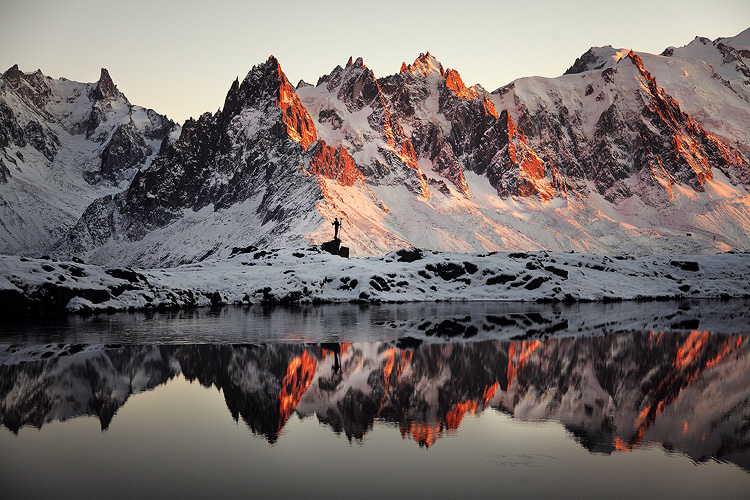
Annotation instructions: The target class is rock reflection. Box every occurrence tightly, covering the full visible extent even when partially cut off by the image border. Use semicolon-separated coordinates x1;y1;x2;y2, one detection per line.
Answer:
1;331;748;470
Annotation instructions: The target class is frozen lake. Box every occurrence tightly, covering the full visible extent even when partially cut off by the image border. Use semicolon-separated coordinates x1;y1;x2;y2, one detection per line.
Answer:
1;300;749;499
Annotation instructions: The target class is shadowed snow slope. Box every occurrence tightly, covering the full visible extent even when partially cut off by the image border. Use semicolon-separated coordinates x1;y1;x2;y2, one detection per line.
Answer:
0;66;179;255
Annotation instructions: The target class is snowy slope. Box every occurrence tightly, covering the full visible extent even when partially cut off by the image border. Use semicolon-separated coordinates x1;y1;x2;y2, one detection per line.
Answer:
0;66;180;255
491;44;750;255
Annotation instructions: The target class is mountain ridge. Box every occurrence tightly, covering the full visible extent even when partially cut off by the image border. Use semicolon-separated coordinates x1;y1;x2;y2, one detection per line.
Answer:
2;30;750;266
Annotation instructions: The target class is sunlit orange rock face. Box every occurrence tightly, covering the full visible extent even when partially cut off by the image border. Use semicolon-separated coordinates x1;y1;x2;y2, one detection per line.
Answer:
221;55;318;151
425;129;471;198
305;141;362;186
627;52;748;193
498;112;561;202
387;115;421;173
277;350;317;433
444;68;477;100
443;68;498;118
271;57;317;149
400;51;445;78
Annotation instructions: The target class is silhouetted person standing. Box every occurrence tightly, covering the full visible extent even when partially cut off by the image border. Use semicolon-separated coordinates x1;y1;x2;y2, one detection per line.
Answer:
332;349;341;374
321;343;342;374
332;217;342;241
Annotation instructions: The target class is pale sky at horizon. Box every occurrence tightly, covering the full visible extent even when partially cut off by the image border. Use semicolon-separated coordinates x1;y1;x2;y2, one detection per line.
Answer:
1;0;748;124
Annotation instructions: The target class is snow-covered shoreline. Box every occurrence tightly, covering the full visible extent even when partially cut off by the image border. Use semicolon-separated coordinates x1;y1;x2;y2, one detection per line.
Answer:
1;247;749;315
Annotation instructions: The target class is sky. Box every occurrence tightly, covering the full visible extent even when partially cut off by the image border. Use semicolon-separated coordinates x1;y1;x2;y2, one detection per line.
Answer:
1;0;748;124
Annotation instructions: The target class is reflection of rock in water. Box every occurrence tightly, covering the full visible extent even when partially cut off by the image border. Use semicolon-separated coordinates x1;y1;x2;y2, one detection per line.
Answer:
0;345;175;432
1;333;748;470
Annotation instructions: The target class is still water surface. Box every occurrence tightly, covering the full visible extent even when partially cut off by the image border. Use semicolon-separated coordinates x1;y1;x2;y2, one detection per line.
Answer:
1;301;749;499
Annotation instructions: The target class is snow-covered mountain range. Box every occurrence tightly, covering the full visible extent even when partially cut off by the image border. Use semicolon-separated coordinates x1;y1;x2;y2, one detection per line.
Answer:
2;333;748;470
2;29;750;266
0;65;180;256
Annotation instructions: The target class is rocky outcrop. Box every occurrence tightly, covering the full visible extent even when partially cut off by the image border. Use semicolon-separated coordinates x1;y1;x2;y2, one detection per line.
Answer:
1;64;53;109
482;111;564;201
89;122;150;183
304;141;362;187
564;46;624;75
3;250;749;316
90;68;120;102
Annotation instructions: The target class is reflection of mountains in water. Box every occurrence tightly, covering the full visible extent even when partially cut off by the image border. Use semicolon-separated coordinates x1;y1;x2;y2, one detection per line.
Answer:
1;332;748;470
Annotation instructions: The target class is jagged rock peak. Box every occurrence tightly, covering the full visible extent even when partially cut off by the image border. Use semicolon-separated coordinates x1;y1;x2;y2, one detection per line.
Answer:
241;55;296;91
400;52;445;78
443;68;495;117
1;64;46;83
2;63;23;81
233;55;288;104
1;64;52;108
444;68;473;97
564;46;631;75
231;55;317;148
92;68;120;102
346;57;365;69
